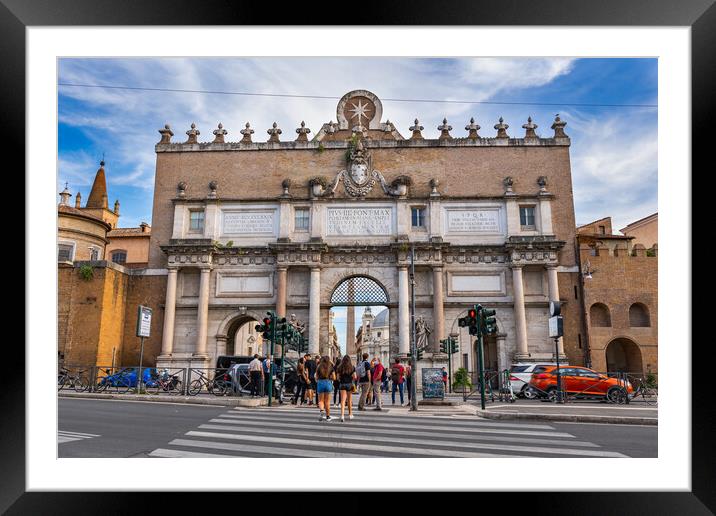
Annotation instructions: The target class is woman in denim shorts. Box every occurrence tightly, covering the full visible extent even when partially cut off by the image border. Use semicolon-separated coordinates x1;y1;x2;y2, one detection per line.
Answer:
315;356;335;421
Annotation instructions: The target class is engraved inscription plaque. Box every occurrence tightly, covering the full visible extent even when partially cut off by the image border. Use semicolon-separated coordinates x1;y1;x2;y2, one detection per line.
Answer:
223;210;275;235
446;209;500;233
327;207;392;236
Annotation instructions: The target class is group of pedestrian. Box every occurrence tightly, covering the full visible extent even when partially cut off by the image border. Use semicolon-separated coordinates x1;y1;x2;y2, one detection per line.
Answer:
248;353;278;397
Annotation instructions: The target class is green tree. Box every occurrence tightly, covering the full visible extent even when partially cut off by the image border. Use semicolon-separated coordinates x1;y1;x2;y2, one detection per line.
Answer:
452;367;472;391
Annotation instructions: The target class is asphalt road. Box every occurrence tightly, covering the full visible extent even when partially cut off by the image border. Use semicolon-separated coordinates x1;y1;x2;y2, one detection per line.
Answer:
58;397;657;458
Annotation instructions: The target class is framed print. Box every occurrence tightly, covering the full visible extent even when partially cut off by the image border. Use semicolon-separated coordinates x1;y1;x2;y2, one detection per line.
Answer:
8;0;710;512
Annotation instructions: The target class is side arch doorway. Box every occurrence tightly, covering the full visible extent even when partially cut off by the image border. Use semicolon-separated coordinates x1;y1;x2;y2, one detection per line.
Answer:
224;315;265;357
605;337;644;374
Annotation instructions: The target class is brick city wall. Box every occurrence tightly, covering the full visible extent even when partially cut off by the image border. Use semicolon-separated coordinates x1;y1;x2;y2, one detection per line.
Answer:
580;245;658;373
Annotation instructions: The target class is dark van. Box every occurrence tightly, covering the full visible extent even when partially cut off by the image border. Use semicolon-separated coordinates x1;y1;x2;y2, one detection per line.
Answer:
214;355;298;394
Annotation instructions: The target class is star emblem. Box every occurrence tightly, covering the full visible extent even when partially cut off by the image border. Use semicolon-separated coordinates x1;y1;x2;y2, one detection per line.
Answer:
348;99;374;124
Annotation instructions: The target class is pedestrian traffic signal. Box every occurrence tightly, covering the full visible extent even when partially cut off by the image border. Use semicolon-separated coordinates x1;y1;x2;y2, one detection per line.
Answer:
439;338;448;354
417;348;424;360
481;308;497;335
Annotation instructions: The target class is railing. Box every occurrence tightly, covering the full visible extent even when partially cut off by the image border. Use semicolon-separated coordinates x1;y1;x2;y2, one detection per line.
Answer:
57;364;290;398
456;369;657;404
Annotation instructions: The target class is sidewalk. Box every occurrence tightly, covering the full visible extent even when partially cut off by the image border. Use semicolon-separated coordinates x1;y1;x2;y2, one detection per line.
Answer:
59;391;657;425
59;391;268;407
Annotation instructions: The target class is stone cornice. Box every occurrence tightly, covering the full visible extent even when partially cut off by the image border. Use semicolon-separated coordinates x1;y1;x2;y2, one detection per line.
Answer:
156;136;570;153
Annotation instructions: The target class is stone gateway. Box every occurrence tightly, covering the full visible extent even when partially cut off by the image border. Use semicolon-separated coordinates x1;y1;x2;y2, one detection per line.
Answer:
147;90;582;382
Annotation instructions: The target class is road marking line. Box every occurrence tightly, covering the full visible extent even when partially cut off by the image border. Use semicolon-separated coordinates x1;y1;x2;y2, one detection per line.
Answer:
58;431;101;437
149;448;238;458
58;436;84;443
196;424;600;449
213;414;575;438
171;437;512;458
239;408;557;429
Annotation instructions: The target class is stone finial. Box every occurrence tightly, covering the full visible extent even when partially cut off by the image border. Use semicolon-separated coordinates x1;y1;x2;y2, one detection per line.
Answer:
465;117;481;139
522;116;538;139
295;121;311;142
409;118;424;140
177;181;187;198
351;124;367;139
240;122;254;143
494;117;509;138
429;178;440;197
59;182;71;206
326;120;337;134
158;124;174;144
113;199;120;215
537;176;548;192
267;122;282;143
503;176;514;194
208;181;218;199
75;191;82;208
281;178;292;197
381;120;396;140
212;122;228;144
551;114;568;138
437;118;453;140
185;123;200;144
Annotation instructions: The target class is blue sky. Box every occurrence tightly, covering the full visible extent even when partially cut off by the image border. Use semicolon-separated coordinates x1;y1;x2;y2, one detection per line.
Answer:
58;57;657;232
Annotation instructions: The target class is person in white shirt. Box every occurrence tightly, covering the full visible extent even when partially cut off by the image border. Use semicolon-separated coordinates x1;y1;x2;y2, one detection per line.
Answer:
248;354;264;397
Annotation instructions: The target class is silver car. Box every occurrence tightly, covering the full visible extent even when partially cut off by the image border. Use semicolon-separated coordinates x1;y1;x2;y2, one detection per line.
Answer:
509;363;568;398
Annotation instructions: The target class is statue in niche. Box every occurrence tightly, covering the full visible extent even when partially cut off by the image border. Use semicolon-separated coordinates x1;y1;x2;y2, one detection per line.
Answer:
415;315;432;352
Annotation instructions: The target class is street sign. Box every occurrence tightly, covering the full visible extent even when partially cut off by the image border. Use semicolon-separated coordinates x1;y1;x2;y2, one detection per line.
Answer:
548;315;564;338
136;306;152;338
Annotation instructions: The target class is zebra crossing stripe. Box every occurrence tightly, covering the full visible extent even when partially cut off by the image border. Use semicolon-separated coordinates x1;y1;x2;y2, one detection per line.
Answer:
172;436;510;458
212;414;575;438
184;430;626;458
149;448;238;458
198;422;599;448
58;430;100;444
238;407;556;429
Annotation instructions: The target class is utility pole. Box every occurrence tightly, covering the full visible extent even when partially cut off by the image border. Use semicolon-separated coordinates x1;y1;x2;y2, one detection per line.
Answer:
409;245;418;411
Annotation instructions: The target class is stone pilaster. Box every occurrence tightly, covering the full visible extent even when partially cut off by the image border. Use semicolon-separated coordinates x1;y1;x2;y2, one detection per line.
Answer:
276;267;287;317
160;267;178;356
398;266;410;356
511;265;529;359
432;266;445;349
309;267;321;354
195;267;211;357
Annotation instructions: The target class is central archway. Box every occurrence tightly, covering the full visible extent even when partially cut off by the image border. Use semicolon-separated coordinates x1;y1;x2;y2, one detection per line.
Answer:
330;275;391;361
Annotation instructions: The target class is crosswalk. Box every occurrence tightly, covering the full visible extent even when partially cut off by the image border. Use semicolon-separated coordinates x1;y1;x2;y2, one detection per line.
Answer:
58;430;100;444
149;406;628;458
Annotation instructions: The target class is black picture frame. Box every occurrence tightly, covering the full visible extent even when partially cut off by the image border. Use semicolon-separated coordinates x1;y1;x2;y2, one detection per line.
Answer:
8;0;708;512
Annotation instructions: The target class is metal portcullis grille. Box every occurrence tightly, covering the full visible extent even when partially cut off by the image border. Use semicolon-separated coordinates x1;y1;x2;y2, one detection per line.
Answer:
330;276;388;306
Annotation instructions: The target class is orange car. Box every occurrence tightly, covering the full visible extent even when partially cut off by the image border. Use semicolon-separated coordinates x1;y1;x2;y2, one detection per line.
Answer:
529;366;633;401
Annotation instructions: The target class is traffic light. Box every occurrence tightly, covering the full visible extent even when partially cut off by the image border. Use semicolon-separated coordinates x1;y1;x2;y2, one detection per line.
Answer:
450;337;459;354
439;339;448;354
261;313;273;341
468;306;480;336
417;348;424;360
481;308;497;335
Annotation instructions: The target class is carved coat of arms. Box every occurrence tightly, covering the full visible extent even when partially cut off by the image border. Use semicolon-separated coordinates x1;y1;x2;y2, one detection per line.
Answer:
318;138;408;198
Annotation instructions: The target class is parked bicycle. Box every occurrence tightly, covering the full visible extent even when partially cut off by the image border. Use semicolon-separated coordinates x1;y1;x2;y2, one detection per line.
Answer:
58;368;89;392
146;369;183;395
188;370;229;396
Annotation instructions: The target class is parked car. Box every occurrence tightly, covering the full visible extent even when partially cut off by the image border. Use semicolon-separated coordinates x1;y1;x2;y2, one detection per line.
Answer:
98;367;156;388
528;365;633;401
215;355;298;396
509;363;565;398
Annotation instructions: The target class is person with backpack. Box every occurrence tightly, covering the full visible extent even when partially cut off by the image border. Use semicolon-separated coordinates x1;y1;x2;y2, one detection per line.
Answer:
382;364;389;393
371;357;384;411
356;353;372;410
390;357;406;405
